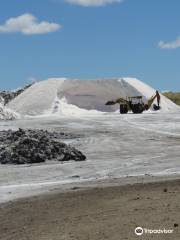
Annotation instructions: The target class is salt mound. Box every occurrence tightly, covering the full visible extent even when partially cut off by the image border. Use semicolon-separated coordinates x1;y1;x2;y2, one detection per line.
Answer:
8;78;143;115
57;79;143;112
8;77;180;116
8;78;66;115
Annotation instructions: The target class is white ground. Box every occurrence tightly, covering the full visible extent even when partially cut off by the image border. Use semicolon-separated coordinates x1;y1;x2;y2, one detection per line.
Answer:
0;112;180;203
8;78;66;115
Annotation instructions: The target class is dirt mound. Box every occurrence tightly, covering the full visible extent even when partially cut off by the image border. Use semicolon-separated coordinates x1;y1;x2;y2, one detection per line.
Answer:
0;128;86;164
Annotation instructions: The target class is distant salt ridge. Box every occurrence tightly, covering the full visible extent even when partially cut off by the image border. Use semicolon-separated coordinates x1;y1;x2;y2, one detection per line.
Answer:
8;77;180;116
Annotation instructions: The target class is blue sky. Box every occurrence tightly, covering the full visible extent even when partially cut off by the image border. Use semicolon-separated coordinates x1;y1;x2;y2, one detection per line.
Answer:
0;0;180;91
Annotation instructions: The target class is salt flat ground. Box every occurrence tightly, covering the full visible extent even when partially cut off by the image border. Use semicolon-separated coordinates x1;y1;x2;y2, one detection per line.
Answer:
0;112;180;203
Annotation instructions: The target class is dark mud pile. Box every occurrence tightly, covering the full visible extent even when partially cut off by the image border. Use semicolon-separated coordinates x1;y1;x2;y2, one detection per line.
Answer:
0;129;86;164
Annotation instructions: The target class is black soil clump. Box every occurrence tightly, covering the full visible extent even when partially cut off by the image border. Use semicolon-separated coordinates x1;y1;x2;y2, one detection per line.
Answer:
0;128;86;164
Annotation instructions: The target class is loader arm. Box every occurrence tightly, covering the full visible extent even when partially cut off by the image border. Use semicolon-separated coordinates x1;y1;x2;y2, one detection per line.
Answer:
105;97;129;105
146;91;161;110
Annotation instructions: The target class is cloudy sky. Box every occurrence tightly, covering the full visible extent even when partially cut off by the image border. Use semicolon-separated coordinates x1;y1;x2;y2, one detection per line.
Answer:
0;0;179;90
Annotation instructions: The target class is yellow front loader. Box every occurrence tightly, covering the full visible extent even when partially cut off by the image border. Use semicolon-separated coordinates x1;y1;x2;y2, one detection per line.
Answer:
105;91;161;114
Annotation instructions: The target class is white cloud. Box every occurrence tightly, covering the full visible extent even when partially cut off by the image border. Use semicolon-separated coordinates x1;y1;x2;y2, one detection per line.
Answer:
0;13;61;35
65;0;123;7
158;37;180;49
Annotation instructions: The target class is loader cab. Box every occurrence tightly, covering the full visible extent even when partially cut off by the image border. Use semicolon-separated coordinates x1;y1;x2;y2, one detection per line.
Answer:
128;96;145;114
